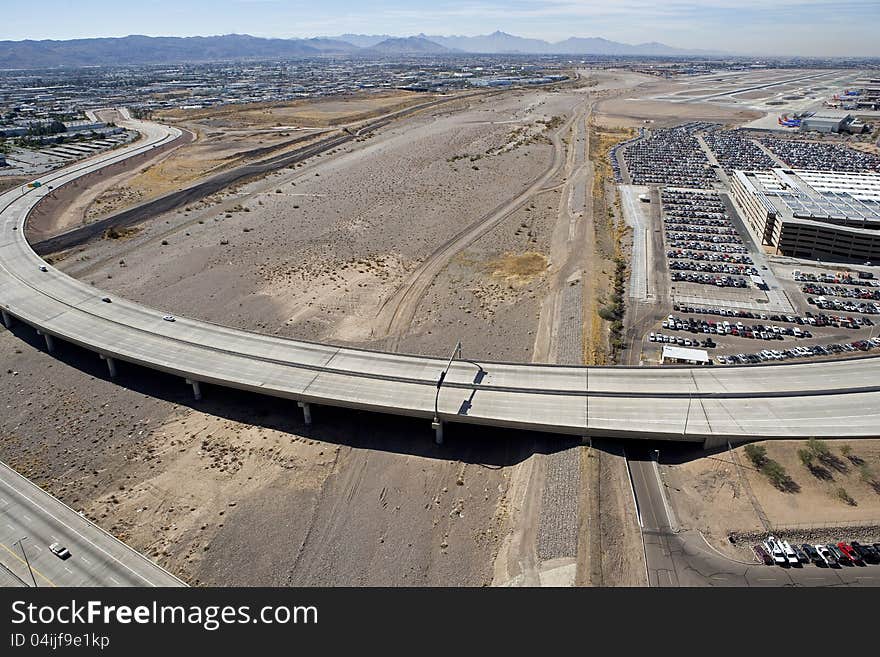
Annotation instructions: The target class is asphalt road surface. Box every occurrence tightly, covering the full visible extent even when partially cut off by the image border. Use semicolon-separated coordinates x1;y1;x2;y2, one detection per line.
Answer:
0;461;184;587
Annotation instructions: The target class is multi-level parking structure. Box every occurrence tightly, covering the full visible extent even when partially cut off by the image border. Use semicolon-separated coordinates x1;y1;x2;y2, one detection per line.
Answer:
2;115;880;450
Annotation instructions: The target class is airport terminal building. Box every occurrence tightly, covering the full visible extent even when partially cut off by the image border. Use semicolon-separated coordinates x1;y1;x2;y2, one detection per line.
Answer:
731;168;880;263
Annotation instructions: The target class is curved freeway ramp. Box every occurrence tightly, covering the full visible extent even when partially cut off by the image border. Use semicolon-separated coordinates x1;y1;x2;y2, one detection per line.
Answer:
2;114;880;449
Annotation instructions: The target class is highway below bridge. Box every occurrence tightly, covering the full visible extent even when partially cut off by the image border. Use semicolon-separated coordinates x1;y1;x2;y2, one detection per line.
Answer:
1;111;880;453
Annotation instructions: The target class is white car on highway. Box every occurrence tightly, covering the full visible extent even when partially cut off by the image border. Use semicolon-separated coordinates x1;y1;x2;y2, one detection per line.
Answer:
49;542;71;560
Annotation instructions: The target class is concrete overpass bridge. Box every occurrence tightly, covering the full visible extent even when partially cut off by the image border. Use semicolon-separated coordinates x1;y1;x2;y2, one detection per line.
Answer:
2;114;879;450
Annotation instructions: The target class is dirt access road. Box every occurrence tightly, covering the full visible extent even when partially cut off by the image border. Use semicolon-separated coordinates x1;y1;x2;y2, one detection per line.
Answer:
371;106;579;350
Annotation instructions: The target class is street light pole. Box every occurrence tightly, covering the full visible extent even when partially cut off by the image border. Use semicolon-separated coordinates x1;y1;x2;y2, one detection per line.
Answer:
433;341;486;445
14;537;37;588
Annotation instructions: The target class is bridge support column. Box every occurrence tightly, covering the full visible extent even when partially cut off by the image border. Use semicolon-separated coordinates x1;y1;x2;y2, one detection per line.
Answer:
186;379;202;401
0;309;11;329
432;420;444;445
298;401;312;425
37;330;55;353
100;354;117;378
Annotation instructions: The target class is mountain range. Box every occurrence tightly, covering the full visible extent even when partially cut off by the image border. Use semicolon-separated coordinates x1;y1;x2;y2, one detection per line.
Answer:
0;31;719;69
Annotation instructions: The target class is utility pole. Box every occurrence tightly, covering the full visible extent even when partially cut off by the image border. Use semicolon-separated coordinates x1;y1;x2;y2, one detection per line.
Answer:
14;537;37;587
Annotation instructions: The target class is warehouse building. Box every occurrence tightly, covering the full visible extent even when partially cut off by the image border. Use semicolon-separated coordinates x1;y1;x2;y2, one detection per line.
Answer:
731;168;880;263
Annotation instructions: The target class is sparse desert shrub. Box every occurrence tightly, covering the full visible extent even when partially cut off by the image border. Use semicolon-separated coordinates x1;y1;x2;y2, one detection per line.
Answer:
761;460;798;493
744;444;767;468
797;448;813;468
807;437;830;459
836;487;856;506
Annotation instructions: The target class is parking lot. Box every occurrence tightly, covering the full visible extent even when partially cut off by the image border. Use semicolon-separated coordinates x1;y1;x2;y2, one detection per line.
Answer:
702;129;777;174
760;136;880;172
622;122;719;188
754;536;880;569
661;188;765;307
650;303;880;364
619;120;880;367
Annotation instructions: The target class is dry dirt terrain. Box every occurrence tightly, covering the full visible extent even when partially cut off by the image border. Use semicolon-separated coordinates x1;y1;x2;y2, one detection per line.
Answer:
663;440;880;561
3;83;607;586
57;89;578;360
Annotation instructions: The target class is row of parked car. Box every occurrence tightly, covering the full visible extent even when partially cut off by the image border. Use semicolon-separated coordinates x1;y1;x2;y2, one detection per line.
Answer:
754;536;880;568
667;240;749;254
663;215;730;227
667;249;754;265
661;315;813;340
671;272;749;288
649;333;716;349
793;270;877;288
717;337;880;364
669;261;758;276
808;296;880;315
667;232;742;245
664;223;739;237
802;284;880;301
672;303;875;329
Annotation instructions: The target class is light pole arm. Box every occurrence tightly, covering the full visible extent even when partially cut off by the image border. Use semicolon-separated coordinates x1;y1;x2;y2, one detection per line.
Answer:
433;341;486;423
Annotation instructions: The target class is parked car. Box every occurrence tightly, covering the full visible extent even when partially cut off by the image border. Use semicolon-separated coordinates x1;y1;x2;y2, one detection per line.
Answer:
764;536;788;566
753;544;773;565
791;543;809;564
781;540;800;566
801;544;823;566
828;543;852;566
850;541;879;564
837;542;863;565
815;544;838;567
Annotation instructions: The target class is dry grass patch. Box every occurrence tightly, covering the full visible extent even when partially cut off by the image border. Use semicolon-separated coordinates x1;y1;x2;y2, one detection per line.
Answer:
488;252;548;285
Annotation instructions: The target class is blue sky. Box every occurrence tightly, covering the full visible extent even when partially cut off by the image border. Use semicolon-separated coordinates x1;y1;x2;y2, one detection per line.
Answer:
2;1;878;56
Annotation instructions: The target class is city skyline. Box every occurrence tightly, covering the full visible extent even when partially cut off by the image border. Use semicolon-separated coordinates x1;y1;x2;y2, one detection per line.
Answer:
1;0;879;58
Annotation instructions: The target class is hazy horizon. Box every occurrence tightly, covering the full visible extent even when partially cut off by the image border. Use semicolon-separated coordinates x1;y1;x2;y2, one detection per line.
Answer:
2;1;879;58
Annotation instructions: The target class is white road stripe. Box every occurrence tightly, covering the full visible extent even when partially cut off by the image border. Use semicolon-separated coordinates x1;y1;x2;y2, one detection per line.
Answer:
0;477;159;586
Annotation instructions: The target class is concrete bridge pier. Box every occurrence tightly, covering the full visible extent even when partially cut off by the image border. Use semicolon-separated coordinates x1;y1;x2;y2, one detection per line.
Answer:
185;379;202;401
432;420;444;445
1;309;11;329
99;354;117;378
297;401;312;425
36;330;55;353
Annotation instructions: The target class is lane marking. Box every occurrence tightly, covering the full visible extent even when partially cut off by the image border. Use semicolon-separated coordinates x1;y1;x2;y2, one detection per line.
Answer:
0;476;160;586
0;542;56;587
